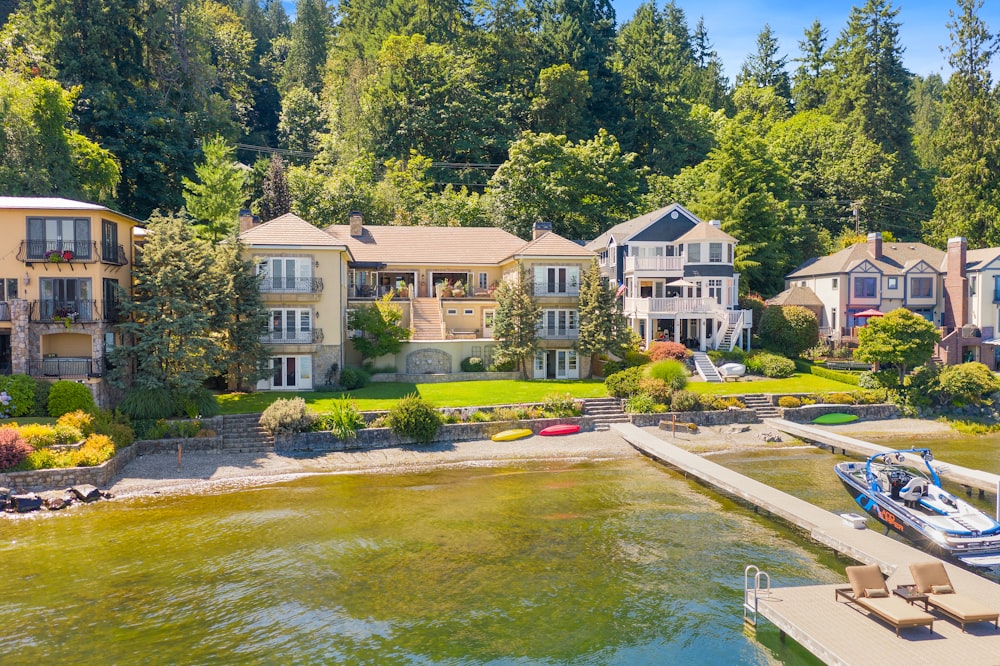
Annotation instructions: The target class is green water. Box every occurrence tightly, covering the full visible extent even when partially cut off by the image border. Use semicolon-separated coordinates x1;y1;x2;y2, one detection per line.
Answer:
1;458;836;665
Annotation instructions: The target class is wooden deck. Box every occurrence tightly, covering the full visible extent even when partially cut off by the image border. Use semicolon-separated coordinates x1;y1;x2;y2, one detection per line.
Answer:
610;423;1000;665
767;418;1000;496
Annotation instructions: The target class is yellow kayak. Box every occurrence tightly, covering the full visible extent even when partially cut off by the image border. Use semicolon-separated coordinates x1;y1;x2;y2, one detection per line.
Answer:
491;428;533;442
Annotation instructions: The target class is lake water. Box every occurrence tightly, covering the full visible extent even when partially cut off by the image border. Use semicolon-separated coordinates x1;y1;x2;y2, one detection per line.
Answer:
4;431;998;664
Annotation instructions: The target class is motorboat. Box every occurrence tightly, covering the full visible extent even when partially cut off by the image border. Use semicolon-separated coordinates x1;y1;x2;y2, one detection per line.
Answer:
717;363;746;379
835;448;1000;567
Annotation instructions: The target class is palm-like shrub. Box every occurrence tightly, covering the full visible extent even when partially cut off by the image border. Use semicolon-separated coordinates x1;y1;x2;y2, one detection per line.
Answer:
646;359;688;390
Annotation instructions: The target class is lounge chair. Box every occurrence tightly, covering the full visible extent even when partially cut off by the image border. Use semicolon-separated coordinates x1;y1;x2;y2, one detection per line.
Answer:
909;561;999;632
836;564;935;637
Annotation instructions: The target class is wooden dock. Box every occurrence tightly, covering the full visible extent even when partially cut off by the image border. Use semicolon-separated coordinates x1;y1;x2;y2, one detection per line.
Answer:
610;423;1000;665
767;418;1000;498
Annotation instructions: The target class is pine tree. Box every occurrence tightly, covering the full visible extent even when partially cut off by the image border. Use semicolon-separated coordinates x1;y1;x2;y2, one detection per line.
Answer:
926;0;1000;247
258;155;292;221
491;267;541;377
688;16;729;110
576;259;630;375
111;212;221;394
793;19;830;111
736;24;792;105
212;239;272;392
183;136;248;241
281;0;333;94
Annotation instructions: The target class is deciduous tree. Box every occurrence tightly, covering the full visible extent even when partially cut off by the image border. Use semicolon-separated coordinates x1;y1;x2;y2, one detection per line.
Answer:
855;308;940;386
348;292;411;363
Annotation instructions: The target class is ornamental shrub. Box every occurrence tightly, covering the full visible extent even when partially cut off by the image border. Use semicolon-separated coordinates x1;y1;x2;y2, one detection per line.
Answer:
173;387;220;418
385;393;442;444
69;434;115;467
57;410;95;436
259;397;315;436
0;428;31;470
0;374;36;417
937;362;999;406
47;381;97;417
625;393;658;414
713;396;746;410
739;294;766;335
647;341;689;362
118;387;174;420
460;356;486;372
489;358;516;372
637;378;673;405
746;352;796;378
338;366;370;390
624;350;651;367
541;392;580;417
313;400;366;440
759;305;819;357
605;366;644;398
669;390;701;412
777;396;802;408
646;359;688;390
32;378;51;416
823;393;856;405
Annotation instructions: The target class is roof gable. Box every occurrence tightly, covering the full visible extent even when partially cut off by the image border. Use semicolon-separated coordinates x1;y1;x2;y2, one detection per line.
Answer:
327;224;528;264
849;259;882;274
585;203;702;250
239;213;348;248
511;232;594;260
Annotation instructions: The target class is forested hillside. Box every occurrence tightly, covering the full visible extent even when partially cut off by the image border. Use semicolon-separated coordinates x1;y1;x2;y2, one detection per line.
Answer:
0;0;997;295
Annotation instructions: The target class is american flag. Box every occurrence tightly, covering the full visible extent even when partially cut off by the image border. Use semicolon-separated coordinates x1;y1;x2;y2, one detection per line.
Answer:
615;283;626;297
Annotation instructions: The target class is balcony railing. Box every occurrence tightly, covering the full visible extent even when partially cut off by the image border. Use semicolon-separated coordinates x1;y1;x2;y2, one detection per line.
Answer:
31;299;98;323
348;285;413;299
533;282;580;297
260;276;324;294
100;243;129;266
537;328;579;340
261;328;323;345
623;296;724;316
29;357;102;378
624;256;683;273
18;240;98;263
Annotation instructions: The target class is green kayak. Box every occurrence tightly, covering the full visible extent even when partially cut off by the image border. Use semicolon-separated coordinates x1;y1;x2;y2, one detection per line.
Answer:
812;413;859;425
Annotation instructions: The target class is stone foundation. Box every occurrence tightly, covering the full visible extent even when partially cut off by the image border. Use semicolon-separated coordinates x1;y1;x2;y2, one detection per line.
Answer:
628;409;759;428
371;371;521;383
779;403;900;423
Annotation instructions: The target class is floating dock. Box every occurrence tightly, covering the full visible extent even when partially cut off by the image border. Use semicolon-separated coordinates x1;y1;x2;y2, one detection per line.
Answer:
767;418;1000;498
611;423;1000;665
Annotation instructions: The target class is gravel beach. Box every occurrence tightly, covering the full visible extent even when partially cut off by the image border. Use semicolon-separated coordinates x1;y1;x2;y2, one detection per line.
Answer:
108;417;958;500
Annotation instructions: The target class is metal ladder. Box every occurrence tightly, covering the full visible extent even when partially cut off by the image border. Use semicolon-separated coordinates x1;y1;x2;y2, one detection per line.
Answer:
743;565;771;630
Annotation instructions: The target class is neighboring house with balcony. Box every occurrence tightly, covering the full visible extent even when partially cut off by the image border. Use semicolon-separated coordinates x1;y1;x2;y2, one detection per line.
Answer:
237;212;353;391
0;197;138;405
585;204;752;351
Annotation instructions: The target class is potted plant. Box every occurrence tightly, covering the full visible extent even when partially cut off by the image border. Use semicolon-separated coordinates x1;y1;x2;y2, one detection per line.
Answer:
452;280;465;297
45;250;64;263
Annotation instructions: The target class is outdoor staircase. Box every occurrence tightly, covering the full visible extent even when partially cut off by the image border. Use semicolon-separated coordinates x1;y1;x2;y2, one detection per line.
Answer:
221;414;275;453
692;351;723;382
411;297;445;340
582;397;629;431
741;394;781;420
719;320;740;351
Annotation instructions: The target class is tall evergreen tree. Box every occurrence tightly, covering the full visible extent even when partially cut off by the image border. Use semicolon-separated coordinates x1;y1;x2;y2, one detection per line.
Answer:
281;0;332;94
111;211;221;394
212;239;271;392
793;19;830;111
910;74;946;172
183;136;248;241
925;0;1000;247
258;154;292;220
736;24;792;105
576;258;629;375
491;267;541;378
688;16;728;110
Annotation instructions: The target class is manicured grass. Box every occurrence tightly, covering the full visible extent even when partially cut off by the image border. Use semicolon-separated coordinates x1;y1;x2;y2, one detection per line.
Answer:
217;379;608;414
685;373;858;396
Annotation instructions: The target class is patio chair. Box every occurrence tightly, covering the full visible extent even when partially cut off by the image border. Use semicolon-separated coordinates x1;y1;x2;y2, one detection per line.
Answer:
909;561;999;632
836;564;935;637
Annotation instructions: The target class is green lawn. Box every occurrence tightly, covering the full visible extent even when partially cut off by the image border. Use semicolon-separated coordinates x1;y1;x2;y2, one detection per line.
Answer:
687;372;858;395
686;373;857;396
217;379;609;414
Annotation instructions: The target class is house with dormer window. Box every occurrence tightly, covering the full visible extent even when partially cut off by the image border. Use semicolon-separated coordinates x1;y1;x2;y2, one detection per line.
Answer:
586;203;752;351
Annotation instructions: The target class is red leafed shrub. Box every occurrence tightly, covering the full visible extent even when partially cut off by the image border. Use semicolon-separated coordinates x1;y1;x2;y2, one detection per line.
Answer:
647;341;690;362
0;427;32;471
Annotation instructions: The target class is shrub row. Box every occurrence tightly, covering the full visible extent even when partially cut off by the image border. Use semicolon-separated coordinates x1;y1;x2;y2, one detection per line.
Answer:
0;410;135;472
794;359;860;386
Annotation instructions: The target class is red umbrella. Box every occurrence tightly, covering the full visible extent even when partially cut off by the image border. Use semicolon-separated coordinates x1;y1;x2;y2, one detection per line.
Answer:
855;309;884;317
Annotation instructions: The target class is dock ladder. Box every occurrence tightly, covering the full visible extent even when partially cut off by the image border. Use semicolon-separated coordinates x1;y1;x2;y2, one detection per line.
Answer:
743;565;771;630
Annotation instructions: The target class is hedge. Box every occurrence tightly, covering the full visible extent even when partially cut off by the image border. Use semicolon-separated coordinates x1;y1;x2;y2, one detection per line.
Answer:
794;359;859;386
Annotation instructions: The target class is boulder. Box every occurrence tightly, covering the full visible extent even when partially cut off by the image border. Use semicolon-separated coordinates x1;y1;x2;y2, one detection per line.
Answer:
11;493;43;512
0;487;10;502
39;490;73;511
70;484;102;502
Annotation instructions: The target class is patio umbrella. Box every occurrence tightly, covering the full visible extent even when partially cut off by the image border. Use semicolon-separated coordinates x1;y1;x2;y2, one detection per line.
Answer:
855;308;884;317
667;279;697;288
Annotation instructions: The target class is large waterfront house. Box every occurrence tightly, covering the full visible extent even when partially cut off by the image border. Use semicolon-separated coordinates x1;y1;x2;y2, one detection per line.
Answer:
784;233;1000;370
239;213;595;388
585;204;753;351
0;197;140;406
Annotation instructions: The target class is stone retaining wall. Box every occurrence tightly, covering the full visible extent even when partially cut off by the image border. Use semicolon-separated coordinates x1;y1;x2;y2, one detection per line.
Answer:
276;416;595;452
627;409;759;428
370;371;522;383
779;403;900;422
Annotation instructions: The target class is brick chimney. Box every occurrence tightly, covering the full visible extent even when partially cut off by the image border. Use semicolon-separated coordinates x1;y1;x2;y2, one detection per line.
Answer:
944;236;968;329
867;232;883;260
532;221;552;240
238;209;255;233
349;210;364;237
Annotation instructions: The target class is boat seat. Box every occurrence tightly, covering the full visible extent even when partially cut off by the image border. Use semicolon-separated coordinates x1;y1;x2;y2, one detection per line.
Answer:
899;478;927;502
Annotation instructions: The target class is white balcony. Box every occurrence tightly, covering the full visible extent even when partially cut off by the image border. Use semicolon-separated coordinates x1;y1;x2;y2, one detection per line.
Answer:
624;256;683;274
624;297;724;316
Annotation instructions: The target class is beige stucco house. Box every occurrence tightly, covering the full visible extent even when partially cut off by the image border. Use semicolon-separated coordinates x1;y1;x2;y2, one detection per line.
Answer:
0;197;140;406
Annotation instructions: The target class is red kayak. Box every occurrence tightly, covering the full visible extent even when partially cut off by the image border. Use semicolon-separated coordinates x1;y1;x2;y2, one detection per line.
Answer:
539;424;581;436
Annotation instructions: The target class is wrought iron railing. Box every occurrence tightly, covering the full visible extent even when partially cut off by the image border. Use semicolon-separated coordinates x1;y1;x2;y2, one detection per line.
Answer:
31;299;97;323
29;357;102;378
100;243;129;266
259;276;324;293
18;240;97;263
261;328;323;344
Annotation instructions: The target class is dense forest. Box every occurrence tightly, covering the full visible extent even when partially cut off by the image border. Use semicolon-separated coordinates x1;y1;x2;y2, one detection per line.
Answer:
0;0;997;295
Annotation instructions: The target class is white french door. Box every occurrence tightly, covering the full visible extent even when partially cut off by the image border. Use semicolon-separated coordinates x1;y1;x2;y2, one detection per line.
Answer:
554;350;579;379
257;355;313;390
532;351;547;379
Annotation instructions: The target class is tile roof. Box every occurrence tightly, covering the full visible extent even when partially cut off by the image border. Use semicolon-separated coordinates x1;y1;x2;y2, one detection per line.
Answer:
768;285;824;307
509;232;594;260
240;213;350;248
0;196;141;223
966;247;1000;271
585;203;700;250
787;241;946;278
326;224;530;265
675;221;736;243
